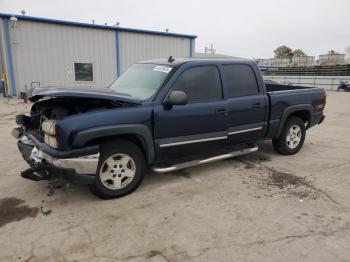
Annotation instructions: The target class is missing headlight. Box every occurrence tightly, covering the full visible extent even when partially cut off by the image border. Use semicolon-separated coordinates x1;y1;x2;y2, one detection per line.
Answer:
44;134;58;149
41;120;57;135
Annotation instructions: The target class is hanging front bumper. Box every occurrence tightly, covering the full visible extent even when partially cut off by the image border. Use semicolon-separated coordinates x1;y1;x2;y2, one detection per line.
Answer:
17;136;99;184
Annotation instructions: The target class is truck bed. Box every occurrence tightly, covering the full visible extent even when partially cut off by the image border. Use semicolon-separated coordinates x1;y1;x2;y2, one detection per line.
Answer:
265;83;325;139
265;83;316;93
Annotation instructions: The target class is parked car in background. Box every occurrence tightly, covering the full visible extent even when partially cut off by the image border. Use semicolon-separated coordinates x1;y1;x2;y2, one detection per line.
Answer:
13;58;326;198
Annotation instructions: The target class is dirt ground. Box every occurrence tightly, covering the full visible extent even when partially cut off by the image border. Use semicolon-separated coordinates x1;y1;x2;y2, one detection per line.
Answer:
0;92;349;262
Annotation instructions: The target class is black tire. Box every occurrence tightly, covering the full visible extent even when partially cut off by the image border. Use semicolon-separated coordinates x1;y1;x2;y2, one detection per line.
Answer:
90;140;146;199
272;116;306;155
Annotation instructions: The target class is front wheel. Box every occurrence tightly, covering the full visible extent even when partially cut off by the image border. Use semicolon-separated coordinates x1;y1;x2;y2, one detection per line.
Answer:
90;140;146;199
272;116;306;155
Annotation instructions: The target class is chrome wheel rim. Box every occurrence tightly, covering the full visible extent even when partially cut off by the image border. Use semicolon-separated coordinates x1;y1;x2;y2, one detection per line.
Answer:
99;153;136;190
286;125;302;149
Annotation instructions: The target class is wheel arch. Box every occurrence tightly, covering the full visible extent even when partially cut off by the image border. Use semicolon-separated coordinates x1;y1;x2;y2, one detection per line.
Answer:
275;105;313;138
72;124;155;164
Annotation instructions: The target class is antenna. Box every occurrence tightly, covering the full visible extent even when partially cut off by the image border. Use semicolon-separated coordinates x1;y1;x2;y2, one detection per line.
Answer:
168;56;175;63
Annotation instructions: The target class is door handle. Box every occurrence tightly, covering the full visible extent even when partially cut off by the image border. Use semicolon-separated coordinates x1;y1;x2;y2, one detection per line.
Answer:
216;108;229;115
252;103;263;109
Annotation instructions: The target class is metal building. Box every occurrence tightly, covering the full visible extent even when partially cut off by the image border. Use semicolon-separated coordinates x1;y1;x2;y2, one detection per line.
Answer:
291;56;315;67
318;53;346;66
0;13;196;96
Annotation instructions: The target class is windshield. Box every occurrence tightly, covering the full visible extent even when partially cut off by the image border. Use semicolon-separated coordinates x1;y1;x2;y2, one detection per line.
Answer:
109;63;173;100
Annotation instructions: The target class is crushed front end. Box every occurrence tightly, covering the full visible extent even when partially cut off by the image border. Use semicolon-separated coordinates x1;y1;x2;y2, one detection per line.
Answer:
15;133;99;184
12;97;109;184
15;128;99;184
13;91;141;185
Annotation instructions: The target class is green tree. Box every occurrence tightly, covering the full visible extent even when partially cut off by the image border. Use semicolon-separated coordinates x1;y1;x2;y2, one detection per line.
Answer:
292;49;307;57
274;45;293;59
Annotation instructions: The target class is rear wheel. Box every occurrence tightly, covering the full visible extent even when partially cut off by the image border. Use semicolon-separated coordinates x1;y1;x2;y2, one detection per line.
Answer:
272;116;306;155
90;140;146;199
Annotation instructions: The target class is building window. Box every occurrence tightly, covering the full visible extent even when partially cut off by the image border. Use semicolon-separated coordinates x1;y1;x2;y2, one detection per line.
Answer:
74;63;94;81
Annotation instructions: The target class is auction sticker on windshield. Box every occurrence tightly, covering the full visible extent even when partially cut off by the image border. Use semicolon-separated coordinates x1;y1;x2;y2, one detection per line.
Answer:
153;65;172;74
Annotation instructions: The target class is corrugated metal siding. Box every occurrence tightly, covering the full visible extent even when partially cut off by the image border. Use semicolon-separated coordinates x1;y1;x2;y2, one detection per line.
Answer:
119;32;191;73
10;20;117;92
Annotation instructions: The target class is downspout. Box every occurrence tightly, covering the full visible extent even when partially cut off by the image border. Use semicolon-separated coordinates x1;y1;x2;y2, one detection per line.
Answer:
0;18;10;96
115;30;121;77
189;38;193;58
3;18;16;96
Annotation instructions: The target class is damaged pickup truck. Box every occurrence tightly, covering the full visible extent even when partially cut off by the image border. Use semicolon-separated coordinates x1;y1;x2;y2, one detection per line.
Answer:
13;58;326;198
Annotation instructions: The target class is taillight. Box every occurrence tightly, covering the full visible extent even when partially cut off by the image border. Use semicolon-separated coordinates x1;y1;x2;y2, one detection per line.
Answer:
313;94;326;112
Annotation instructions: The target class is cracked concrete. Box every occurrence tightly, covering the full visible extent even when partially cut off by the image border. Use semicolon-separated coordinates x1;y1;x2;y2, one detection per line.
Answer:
0;92;350;262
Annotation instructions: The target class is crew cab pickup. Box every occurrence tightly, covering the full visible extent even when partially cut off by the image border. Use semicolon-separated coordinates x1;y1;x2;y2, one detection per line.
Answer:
13;58;326;198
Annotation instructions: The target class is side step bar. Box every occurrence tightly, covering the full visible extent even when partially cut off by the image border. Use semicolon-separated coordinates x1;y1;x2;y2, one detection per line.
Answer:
152;146;258;173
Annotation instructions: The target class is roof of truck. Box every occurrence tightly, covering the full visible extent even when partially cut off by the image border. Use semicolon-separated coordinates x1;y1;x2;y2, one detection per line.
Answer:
138;58;255;66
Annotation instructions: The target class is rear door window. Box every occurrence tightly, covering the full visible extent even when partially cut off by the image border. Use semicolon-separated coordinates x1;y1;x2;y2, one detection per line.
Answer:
222;64;259;97
171;66;222;103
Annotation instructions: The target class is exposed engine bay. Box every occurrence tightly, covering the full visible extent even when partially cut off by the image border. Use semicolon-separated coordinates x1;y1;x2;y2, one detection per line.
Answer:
29;97;134;129
14;97;138;149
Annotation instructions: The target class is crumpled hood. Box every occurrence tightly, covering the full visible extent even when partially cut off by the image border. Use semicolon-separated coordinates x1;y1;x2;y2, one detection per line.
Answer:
27;86;142;104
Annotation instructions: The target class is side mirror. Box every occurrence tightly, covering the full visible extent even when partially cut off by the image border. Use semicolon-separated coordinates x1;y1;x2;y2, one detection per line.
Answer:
165;91;187;106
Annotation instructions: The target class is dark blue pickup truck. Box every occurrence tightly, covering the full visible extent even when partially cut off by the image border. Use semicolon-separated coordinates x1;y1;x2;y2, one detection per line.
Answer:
13;58;326;198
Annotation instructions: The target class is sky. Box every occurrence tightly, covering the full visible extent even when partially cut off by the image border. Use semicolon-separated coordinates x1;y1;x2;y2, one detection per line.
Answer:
1;0;349;59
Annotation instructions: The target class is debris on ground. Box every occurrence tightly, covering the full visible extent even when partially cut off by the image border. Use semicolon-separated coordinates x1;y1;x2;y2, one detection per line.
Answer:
40;205;52;216
47;179;69;197
265;166;310;189
237;158;320;201
40;200;52;216
235;153;271;169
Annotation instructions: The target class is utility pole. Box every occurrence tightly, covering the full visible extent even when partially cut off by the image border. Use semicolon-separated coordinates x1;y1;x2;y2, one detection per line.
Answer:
205;44;216;55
